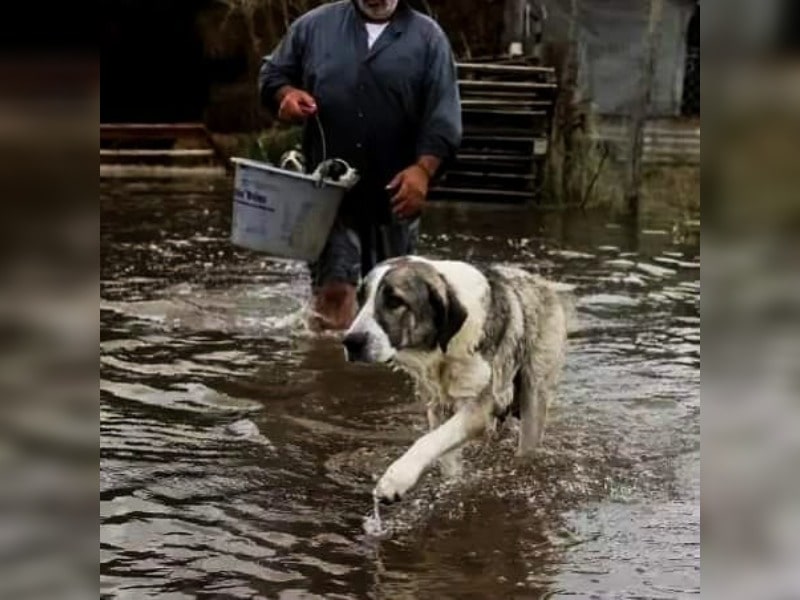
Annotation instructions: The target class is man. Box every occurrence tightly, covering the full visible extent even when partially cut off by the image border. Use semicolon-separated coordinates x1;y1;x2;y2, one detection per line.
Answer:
259;0;462;330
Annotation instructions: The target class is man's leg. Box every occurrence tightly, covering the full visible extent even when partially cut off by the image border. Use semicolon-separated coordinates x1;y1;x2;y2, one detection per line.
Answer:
375;217;420;263
307;221;361;332
306;217;418;331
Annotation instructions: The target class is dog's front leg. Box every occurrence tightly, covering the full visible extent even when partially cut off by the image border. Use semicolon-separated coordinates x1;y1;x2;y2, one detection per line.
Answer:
374;403;488;504
428;406;462;479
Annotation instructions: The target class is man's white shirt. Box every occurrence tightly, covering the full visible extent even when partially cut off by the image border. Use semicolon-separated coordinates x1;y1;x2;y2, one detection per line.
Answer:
365;22;389;49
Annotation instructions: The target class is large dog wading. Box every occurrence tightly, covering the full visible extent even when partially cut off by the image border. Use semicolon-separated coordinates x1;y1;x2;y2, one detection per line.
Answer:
343;257;568;503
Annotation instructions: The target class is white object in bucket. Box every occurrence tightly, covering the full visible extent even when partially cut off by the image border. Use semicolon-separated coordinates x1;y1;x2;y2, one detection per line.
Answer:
230;157;358;262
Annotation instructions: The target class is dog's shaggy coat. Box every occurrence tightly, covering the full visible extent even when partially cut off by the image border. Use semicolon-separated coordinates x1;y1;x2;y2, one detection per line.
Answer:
343;256;568;503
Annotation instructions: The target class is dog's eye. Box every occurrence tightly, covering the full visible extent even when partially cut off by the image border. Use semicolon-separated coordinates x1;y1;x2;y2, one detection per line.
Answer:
384;290;405;310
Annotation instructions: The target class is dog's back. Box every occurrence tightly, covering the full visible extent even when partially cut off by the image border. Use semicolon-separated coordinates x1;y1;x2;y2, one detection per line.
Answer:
479;266;567;452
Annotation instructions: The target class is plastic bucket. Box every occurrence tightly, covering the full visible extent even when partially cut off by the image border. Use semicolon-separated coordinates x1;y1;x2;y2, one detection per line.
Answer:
230;157;352;262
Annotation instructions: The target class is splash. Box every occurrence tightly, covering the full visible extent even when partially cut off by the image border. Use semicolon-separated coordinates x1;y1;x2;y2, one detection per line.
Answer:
363;497;391;539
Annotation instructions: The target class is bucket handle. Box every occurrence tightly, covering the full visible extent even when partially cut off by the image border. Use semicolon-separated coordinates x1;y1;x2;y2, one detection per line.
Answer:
312;113;327;189
309;112;358;190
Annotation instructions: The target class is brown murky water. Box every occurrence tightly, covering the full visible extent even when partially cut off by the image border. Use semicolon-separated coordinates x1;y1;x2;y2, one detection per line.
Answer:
100;178;699;599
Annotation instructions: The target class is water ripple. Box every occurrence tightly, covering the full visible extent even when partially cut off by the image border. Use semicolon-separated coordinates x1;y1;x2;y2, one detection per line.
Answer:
101;181;699;599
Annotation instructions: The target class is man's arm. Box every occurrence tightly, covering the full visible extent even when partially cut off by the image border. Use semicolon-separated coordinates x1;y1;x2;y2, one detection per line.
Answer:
258;22;305;115
388;29;461;219
415;27;463;178
415;155;442;180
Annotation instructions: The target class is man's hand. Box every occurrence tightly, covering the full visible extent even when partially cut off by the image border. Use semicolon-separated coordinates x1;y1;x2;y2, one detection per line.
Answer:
387;164;431;219
277;86;318;122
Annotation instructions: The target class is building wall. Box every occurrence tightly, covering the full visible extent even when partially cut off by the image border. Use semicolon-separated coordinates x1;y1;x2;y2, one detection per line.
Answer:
539;0;696;116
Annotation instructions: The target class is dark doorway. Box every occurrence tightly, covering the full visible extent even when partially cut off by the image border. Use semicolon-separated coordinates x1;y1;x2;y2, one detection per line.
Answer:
681;3;700;117
101;1;211;123
778;0;800;53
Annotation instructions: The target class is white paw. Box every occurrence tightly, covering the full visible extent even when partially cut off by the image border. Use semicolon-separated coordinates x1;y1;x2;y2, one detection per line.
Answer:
373;460;421;504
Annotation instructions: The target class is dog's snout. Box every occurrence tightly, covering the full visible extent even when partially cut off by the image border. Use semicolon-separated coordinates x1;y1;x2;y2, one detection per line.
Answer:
343;332;368;361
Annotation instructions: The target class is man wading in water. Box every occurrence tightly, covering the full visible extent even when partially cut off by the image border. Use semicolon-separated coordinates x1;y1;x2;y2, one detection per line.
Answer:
260;0;462;330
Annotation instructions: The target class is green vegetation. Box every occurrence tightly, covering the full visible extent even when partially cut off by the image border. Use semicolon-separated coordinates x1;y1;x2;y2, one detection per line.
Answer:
212;125;302;164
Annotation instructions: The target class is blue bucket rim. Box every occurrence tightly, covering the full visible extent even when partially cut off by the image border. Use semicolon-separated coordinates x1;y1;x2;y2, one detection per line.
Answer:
230;157;353;190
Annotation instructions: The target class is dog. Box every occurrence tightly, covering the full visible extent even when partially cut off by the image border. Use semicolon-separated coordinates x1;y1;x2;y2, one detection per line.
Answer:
343;256;568;504
278;148;306;173
279;150;360;188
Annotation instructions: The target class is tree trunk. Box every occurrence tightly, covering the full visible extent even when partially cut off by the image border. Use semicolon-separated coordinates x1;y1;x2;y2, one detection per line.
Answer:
625;0;663;215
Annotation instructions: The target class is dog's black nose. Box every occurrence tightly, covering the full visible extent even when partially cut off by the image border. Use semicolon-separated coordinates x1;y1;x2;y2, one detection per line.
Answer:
343;332;367;361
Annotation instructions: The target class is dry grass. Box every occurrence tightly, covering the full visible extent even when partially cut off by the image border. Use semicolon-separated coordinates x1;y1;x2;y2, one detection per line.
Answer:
211;125;302;163
580;159;700;242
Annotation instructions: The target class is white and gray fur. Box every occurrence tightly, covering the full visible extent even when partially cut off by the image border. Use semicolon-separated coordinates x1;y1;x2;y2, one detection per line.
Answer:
278;149;306;173
279;149;360;188
343;256;568;504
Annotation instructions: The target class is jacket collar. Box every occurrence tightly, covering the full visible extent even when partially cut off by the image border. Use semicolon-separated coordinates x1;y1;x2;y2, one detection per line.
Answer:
349;2;413;61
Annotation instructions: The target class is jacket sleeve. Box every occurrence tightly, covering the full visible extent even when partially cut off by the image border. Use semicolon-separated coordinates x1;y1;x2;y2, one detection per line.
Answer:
259;20;306;115
416;28;462;170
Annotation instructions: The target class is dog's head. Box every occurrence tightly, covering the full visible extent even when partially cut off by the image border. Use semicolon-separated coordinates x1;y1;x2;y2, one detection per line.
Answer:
279;149;306;173
342;260;467;363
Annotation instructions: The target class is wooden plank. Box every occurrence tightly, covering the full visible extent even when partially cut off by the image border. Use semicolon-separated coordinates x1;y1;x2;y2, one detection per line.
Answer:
99;165;226;178
445;170;535;181
456;152;532;164
429;186;532;202
101;124;208;139
607;152;700;166
607;149;700;158
100;149;215;157
459;144;536;159
442;171;535;191
595;134;701;146
462;134;536;144
451;163;533;176
597;131;701;143
458;62;555;75
462;108;548;117
459;80;557;92
464;124;549;136
461;99;552;109
101;123;207;133
460;90;552;100
594;139;700;151
100;122;230;171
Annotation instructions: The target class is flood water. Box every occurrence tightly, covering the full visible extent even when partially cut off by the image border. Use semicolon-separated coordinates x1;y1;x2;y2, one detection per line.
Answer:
100;178;700;599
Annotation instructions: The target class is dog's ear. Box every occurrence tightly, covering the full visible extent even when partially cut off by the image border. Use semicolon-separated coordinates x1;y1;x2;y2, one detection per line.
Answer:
429;280;467;353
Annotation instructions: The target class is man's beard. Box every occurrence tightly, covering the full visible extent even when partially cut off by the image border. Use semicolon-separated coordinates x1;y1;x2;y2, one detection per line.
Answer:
354;0;399;22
